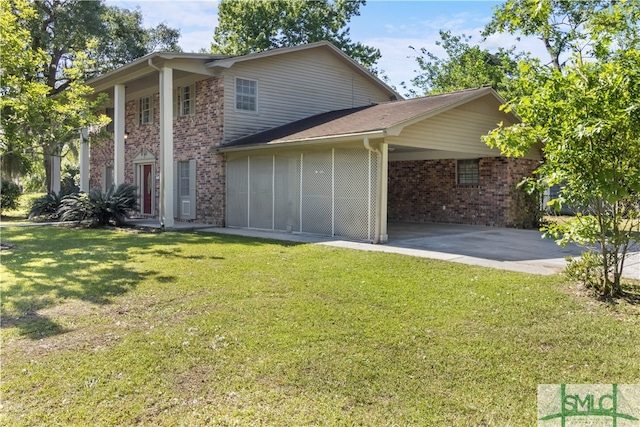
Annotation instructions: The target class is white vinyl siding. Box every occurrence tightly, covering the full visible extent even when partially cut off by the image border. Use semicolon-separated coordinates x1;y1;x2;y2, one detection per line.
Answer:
386;105;514;158
222;49;393;142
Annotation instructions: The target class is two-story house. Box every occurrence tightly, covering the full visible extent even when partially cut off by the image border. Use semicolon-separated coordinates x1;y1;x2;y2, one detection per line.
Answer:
85;41;540;242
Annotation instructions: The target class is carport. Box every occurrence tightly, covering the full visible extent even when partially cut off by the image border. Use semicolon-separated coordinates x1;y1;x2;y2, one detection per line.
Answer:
219;87;540;243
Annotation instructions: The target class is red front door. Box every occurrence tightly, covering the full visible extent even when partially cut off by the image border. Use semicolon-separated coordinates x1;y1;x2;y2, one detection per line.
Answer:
143;164;152;215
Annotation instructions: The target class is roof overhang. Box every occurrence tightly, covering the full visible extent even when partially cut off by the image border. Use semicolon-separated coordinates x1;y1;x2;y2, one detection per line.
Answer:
86;51;231;93
217;130;387;153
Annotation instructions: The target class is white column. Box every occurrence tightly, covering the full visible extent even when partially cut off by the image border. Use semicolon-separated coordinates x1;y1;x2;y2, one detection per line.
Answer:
50;155;61;193
114;84;126;186
159;66;174;228
79;129;90;192
379;143;389;243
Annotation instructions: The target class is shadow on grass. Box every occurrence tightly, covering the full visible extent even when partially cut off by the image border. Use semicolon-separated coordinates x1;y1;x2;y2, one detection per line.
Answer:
0;226;186;339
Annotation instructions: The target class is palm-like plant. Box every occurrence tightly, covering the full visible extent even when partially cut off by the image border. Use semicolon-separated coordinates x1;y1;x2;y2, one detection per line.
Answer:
28;190;71;220
59;184;138;226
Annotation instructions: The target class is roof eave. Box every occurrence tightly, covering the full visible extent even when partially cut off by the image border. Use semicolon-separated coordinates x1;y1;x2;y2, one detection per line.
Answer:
217;129;387;153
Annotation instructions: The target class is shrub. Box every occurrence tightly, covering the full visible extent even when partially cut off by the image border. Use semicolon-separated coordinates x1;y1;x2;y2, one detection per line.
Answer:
59;184;138;226
28;191;71;221
60;164;80;194
565;251;606;292
0;179;22;213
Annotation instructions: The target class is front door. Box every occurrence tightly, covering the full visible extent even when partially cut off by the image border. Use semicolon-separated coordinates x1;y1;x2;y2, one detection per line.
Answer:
142;164;152;215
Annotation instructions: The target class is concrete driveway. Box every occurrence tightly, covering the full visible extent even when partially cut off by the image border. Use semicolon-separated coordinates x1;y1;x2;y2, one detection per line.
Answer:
205;222;640;278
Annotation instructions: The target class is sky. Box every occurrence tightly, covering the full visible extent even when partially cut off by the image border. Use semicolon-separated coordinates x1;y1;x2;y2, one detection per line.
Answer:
105;0;548;94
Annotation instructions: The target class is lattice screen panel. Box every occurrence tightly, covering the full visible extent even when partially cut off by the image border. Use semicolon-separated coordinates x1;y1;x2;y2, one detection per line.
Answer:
274;154;301;232
226;147;380;241
300;151;333;235
249;156;273;229
226;157;248;227
334;148;375;240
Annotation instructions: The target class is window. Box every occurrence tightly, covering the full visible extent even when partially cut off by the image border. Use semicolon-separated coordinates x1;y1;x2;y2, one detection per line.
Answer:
235;78;257;111
104;166;114;192
179;85;195;117
175;159;196;220
457;159;479;185
138;96;152;124
179;161;190;198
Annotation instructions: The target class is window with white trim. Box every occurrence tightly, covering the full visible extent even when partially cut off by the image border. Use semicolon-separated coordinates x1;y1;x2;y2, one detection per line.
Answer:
139;96;152;124
178;84;195;117
235;78;257;111
457;159;480;185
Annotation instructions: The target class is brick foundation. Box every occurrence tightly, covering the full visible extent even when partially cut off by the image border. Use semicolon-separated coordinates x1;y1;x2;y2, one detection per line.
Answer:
388;157;538;228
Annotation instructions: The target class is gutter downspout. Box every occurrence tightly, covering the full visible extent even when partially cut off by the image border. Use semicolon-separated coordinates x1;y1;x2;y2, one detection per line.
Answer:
363;137;383;244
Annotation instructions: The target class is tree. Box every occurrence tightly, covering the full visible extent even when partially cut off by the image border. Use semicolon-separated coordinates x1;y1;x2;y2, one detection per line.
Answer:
482;0;636;71
408;30;524;97
482;1;640;297
211;0;381;70
1;0;181;191
92;6;181;77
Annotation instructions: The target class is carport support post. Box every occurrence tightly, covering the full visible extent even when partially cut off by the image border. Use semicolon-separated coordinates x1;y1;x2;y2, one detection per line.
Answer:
159;66;174;229
379;143;389;243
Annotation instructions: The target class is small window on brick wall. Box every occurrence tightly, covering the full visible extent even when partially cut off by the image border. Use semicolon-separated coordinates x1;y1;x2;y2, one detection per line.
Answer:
457;159;479;185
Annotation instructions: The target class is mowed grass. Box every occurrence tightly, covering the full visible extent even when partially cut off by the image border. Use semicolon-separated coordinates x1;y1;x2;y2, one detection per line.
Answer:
1;226;639;426
0;192;43;223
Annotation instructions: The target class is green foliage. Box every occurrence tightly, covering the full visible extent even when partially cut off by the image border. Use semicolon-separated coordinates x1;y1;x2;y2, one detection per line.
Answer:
59;184;138;226
565;252;605;292
211;0;380;70
510;181;542;229
92;6;181;76
28;190;72;221
60;164;80;194
408;31;524;97
482;0;616;71
1;0;181;191
0;179;22;213
483;0;640;297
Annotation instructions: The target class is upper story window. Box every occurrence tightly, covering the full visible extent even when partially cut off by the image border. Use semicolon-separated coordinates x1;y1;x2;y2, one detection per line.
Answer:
235;78;257;112
457;159;480;185
175;84;196;117
138;96;153;125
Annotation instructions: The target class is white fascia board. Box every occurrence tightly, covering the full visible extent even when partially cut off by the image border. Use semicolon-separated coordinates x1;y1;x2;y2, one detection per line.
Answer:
217;130;387;153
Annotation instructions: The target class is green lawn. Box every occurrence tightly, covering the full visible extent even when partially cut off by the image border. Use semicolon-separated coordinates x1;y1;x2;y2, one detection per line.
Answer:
1;226;638;426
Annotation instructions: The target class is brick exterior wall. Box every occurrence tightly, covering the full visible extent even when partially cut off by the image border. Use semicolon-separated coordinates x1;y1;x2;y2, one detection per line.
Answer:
388;157;539;228
89;76;226;225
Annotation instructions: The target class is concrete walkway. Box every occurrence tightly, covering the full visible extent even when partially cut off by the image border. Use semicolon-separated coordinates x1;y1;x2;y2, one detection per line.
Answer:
197;222;640;278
